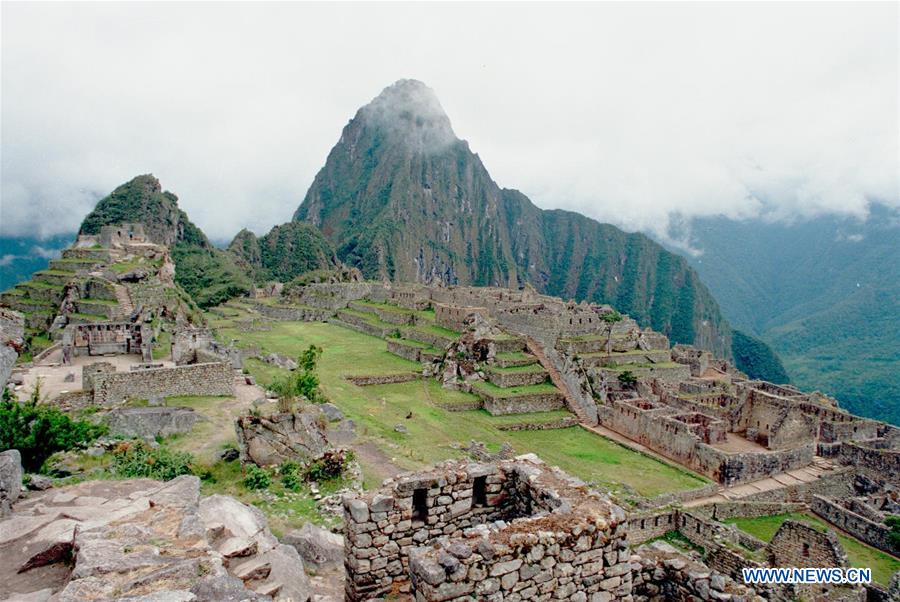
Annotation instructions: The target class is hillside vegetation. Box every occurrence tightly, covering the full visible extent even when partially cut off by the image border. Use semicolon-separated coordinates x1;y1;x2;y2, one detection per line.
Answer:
295;79;737;359
678;207;899;423
78;175;252;307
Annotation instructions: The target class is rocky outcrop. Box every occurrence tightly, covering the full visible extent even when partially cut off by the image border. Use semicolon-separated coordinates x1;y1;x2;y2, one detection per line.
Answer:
103;406;199;440
0;308;24;388
263;352;298;371
235;406;329;467
0;449;23;516
282;522;343;568
0;476;312;601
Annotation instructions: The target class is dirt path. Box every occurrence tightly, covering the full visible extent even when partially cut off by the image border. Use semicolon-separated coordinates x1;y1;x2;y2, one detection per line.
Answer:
354;441;403;486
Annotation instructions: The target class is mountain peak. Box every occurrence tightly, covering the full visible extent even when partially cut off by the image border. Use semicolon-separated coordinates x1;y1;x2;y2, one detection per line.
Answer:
356;79;457;150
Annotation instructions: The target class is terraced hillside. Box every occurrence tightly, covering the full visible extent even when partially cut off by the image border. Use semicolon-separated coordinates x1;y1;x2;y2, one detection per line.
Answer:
207;298;709;501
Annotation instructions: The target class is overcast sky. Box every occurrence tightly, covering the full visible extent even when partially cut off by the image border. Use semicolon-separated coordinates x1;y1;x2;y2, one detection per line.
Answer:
2;2;897;244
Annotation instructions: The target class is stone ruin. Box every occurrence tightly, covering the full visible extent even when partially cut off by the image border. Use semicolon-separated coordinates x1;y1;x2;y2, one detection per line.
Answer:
342;455;762;602
61;321;151;364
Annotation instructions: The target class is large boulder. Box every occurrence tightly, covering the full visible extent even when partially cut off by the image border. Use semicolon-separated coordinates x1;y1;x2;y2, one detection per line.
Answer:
104;406;198;439
0;476;314;601
0;345;16;390
235;406;329;467
263;352;298;371
282;522;343;567
0;449;23;516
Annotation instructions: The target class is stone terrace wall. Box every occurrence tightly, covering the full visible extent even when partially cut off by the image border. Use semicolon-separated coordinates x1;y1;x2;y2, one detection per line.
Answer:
707;501;806;521
840;441;900;478
626;510;678;545
480;391;564;416
286;282;376;309
810;495;897;556
91;362;234;405
252;303;333;322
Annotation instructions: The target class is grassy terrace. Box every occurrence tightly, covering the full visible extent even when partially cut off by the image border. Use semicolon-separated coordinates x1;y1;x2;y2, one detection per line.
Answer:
36;269;76;276
471;381;558;397
724;513;900;586
212;308;707;499
487;363;546;374
495;351;534;362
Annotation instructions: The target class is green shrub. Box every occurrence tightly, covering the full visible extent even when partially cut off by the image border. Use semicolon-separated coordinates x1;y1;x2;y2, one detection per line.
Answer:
0;383;106;472
280;461;302;491
886;515;900;548
618;370;638;389
304;449;354;482
270;345;327;405
111;441;194;481
243;464;271;490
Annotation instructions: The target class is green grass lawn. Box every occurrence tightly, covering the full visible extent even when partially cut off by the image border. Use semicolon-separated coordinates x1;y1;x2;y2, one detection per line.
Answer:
724;512;900;586
488;364;547;374
472;381;559;397
211;316;707;500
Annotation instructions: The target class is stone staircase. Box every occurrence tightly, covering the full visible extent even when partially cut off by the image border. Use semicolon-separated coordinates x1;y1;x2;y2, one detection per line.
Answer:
112;284;135;320
526;336;595;425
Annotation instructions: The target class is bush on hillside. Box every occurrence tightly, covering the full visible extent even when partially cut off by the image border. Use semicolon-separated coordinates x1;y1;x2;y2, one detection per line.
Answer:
111;440;194;481
0;383;106;472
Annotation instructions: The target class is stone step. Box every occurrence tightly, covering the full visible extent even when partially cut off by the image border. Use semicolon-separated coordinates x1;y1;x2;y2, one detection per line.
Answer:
253;580;283;597
233;556;272;581
218;536;257;559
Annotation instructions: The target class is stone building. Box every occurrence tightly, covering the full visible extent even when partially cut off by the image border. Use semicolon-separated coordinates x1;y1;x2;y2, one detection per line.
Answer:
342;455;631;601
61;321;150;362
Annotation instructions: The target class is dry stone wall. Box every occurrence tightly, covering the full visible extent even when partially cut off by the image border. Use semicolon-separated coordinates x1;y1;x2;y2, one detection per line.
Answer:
343;456;627;602
810;495;897;556
91;361;234;405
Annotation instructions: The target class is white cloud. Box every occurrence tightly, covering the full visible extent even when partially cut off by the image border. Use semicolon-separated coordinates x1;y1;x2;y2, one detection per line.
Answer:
1;2;897;242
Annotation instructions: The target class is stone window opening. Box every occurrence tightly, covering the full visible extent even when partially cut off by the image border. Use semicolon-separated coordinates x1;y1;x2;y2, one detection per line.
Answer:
412;488;428;523
473;476;487;507
802;543;810;558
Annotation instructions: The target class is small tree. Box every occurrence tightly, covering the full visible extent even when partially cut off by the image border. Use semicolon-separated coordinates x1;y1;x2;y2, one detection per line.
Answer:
600;310;623;354
0;379;106;472
270;344;327;411
618;370;638;389
886;516;900;549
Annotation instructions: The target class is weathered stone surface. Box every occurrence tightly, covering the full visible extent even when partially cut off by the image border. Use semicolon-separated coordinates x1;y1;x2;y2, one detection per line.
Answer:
0;449;23;516
235;406;329;467
0;476;311;601
264;352;297;371
104;406;198;439
282;521;344;567
26;474;53;491
320;402;344;422
0;345;17;389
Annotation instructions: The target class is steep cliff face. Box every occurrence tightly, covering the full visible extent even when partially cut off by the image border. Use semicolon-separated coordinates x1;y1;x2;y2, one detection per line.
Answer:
295;80;733;356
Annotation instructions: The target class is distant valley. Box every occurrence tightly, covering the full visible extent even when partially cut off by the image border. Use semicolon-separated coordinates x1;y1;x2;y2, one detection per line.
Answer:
661;205;900;423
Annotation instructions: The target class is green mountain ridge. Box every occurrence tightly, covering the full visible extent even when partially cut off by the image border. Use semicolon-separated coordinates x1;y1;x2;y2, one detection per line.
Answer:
228;222;341;284
79;175;252;308
293;79;780;374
